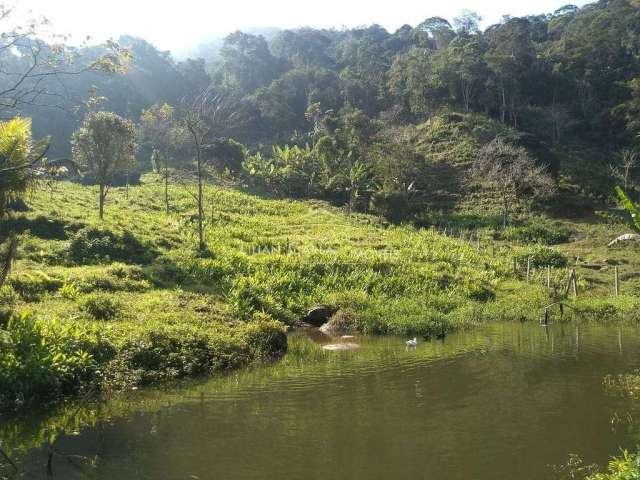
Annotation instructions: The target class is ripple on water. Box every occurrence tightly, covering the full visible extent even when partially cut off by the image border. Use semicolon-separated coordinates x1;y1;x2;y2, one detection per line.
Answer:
8;322;640;480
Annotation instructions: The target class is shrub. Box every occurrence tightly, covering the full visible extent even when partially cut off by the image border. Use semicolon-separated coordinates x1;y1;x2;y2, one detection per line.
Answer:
106;319;286;387
80;293;122;321
586;450;640;480
513;245;568;268
73;265;151;293
500;220;571;245
8;271;63;301
319;309;359;336
69;227;157;265
241;315;287;360
59;278;81;299
0;312;115;409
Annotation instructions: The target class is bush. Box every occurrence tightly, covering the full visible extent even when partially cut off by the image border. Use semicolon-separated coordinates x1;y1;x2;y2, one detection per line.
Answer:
370;191;413;223
500;220;571;245
513;245;568;268
80;293;122;320
586;450;640;480
0;312;115;409
106;318;286;387
8;271;63;301
73;264;151;293
69;227;156;265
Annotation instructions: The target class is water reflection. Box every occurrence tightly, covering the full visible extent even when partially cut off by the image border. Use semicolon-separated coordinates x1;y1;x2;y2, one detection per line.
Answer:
3;321;640;480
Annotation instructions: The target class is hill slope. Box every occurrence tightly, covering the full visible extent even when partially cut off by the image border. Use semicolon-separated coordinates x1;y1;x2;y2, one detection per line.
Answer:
1;176;638;409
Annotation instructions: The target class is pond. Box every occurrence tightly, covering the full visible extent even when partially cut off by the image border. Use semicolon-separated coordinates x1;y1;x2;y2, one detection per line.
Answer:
5;321;640;479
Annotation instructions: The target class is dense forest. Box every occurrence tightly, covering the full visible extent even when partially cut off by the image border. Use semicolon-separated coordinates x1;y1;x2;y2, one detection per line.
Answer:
8;0;640;224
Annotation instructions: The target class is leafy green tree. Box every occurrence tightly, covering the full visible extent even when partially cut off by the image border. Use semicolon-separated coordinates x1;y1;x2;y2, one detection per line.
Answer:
140;103;178;213
485;18;538;127
72;112;137;220
388;48;445;117
413;17;455;50
216;32;281;94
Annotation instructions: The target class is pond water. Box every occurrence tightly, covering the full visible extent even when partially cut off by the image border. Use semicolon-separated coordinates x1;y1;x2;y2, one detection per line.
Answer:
6;321;640;480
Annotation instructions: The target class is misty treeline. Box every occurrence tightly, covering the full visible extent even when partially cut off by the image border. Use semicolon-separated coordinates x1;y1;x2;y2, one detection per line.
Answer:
7;0;640;222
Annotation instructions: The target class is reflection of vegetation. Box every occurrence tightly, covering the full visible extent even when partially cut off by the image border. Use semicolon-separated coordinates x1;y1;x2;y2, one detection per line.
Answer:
604;371;640;400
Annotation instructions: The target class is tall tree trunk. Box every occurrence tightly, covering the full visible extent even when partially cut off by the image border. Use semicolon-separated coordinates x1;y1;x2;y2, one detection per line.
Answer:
164;164;169;214
502;196;510;228
99;183;105;220
196;142;205;253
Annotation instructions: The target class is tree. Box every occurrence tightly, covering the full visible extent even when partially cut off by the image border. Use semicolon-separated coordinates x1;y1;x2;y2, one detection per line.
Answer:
0;6;130;113
470;138;556;226
140;103;178;213
609;149;638;191
182;91;243;253
216;32;280;94
485;18;537;127
72;112;136;220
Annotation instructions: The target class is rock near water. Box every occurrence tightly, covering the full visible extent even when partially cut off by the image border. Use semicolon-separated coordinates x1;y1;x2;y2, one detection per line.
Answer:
302;305;339;327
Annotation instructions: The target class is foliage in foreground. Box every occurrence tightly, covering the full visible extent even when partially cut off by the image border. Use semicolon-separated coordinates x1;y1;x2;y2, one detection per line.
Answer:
587;450;640;480
0;310;286;410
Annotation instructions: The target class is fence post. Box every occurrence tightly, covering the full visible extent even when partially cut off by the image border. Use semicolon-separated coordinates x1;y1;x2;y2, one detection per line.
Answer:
565;269;578;297
526;257;531;283
547;265;551;290
614;266;619;297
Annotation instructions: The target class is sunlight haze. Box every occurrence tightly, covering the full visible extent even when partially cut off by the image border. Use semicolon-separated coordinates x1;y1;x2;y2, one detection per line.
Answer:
14;0;591;54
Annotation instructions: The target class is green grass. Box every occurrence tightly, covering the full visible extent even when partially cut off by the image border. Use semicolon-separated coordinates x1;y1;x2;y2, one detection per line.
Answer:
1;176;639;410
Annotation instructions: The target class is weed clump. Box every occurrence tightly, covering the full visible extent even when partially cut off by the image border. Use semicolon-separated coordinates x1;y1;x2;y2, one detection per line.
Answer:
0;312;116;409
69;227;156;265
513;245;568;268
8;271;63;301
500;220;571;245
80;293;122;320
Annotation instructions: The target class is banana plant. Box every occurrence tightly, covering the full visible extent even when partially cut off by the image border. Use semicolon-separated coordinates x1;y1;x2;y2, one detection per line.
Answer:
615;186;640;232
608;186;640;247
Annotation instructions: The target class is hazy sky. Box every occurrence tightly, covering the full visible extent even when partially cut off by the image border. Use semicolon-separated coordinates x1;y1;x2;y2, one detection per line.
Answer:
13;0;591;54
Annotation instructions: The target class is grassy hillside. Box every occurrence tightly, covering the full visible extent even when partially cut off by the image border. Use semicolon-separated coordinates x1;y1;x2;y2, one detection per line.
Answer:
1;175;639;410
388;112;620;224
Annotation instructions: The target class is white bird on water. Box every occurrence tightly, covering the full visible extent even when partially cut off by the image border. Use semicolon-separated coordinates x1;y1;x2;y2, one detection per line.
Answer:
406;337;418;347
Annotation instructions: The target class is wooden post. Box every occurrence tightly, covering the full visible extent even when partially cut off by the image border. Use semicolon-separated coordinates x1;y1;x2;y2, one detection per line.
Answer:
614;266;619;296
526;257;531;283
565;269;578;297
547;265;551;290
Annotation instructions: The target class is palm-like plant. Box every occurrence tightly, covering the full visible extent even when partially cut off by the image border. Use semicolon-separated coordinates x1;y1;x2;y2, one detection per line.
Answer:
608;186;640;247
0;117;71;218
615;186;640;232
